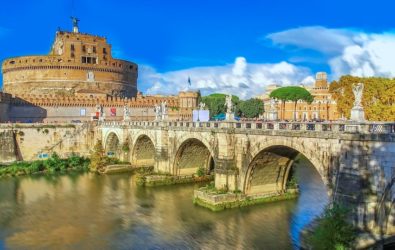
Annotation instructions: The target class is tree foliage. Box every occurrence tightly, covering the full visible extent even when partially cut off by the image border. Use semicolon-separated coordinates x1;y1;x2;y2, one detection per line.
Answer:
238;98;264;118
330;75;395;121
202;93;240;117
0;153;90;177
308;203;356;250
90;140;106;171
270;86;314;120
202;94;265;118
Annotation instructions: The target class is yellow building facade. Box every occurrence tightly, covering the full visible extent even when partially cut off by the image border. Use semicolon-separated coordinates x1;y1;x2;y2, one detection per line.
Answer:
262;72;340;121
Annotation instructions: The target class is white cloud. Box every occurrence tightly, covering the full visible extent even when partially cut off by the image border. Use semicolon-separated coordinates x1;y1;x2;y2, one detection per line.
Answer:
330;33;395;78
139;57;312;99
139;26;395;99
267;26;356;54
267;26;395;78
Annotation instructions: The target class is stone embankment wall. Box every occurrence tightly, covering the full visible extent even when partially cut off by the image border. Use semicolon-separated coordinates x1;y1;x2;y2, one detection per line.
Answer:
0;130;17;163
0;92;11;122
0;124;94;163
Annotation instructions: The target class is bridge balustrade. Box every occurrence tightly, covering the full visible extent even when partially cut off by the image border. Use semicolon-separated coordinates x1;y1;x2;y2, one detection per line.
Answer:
99;120;395;135
279;123;288;130
292;123;301;130
306;123;315;131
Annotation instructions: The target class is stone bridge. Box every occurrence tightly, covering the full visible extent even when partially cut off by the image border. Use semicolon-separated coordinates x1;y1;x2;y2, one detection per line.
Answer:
99;120;395;235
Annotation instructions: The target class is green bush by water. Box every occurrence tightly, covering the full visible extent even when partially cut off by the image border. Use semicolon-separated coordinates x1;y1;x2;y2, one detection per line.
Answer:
0;153;90;178
307;203;356;250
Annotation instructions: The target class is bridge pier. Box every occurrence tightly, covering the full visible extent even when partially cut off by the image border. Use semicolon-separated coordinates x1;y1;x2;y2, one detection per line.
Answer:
214;160;239;192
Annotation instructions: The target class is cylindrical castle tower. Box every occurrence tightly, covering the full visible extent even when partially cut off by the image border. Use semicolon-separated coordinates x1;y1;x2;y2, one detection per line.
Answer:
1;20;138;98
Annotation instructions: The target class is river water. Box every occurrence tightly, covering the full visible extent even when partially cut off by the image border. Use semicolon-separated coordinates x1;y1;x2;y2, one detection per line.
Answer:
0;159;328;250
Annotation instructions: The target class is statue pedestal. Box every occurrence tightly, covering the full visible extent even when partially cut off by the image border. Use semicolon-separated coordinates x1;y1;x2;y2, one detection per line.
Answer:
123;116;131;121
225;113;235;121
351;107;365;122
161;114;168;121
268;111;278;121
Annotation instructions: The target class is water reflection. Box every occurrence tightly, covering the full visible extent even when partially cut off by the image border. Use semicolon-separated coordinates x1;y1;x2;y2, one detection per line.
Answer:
0;158;327;249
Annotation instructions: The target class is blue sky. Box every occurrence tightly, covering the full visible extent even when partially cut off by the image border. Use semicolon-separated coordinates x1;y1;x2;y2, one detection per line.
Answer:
1;0;395;98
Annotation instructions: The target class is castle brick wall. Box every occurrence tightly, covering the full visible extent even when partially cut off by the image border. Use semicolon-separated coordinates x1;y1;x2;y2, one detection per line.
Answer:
7;105;193;123
2;56;137;97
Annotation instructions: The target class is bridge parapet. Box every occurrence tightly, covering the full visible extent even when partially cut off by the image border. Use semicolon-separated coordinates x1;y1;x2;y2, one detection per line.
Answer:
100;120;395;135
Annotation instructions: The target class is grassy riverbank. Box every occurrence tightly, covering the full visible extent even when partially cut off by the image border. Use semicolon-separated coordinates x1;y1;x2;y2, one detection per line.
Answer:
0;153;90;178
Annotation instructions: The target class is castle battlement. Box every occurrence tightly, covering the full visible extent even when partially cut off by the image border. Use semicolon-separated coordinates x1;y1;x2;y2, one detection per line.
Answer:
2;56;137;74
11;92;183;108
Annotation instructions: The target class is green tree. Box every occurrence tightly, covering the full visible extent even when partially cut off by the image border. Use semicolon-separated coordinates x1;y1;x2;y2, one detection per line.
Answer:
270;86;313;120
308;203;356;250
238;98;264;118
202;93;240;118
287;86;314;120
90;140;106;171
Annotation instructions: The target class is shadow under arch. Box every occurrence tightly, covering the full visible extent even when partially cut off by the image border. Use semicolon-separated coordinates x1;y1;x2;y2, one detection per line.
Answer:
243;144;330;196
173;138;215;176
130;134;156;167
104;132;120;158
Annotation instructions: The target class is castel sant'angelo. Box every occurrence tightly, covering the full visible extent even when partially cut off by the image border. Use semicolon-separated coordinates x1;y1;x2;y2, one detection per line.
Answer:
0;18;198;122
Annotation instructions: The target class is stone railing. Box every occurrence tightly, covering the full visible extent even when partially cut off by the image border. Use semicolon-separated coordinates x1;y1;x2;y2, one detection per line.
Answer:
100;120;395;135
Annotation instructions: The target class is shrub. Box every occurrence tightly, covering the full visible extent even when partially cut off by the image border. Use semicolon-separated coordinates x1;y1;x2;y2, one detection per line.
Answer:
196;167;205;177
90;140;106;171
308;203;356;250
121;141;130;153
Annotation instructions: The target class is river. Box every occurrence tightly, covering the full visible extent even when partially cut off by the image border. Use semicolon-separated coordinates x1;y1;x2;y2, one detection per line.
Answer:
0;159;328;249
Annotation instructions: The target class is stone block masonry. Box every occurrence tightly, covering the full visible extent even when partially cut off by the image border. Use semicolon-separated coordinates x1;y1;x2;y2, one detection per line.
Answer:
0;123;95;162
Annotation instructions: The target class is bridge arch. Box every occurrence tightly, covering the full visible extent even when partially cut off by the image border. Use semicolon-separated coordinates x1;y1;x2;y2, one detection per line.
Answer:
130;134;156;167
104;131;121;158
173;135;216;176
243;138;330;196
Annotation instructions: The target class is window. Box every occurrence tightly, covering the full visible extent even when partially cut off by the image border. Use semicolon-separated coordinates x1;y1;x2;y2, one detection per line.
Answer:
82;56;97;64
71;52;75;58
103;48;107;54
71;44;75;51
82;45;86;52
93;46;96;53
